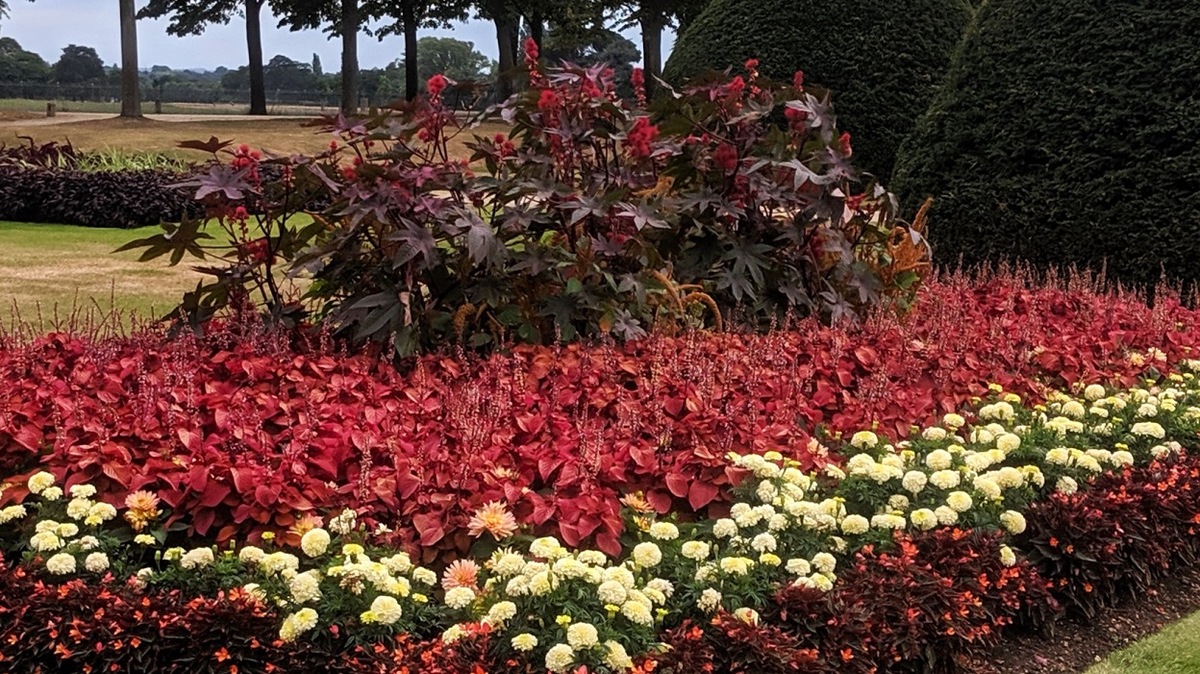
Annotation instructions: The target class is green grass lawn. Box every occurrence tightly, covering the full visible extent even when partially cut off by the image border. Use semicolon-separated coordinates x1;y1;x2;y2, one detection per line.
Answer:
1086;611;1200;674
0;221;203;325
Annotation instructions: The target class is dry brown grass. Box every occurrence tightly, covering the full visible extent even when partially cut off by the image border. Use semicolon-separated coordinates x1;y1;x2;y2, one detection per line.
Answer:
0;116;507;161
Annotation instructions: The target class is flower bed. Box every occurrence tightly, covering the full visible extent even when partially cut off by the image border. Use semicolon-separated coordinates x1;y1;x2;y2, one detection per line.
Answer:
1;272;1195;561
1;274;1199;672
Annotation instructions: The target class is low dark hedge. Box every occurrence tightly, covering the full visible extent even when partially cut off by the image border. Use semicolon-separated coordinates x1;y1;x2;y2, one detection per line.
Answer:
0;166;196;228
891;0;1200;291
663;0;973;179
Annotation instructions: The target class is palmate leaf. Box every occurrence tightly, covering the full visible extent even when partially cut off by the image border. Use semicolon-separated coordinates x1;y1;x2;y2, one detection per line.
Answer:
170;165;250;200
176;136;233;155
113;216;212;266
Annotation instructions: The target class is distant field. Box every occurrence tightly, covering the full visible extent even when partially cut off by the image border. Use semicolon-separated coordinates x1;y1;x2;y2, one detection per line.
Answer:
0;97;332;116
0;115;506;161
0;221;205;324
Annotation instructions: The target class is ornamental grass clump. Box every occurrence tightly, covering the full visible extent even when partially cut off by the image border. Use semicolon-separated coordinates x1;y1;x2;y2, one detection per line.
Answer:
127;42;924;355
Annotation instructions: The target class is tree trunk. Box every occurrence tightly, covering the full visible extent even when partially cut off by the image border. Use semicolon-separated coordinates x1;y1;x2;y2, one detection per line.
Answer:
341;0;359;113
118;0;141;118
640;14;664;100
494;14;517;100
403;0;418;101
246;0;267;115
529;12;544;50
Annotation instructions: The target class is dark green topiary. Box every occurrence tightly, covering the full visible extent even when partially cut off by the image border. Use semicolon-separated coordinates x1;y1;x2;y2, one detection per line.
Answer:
663;0;973;180
892;0;1200;290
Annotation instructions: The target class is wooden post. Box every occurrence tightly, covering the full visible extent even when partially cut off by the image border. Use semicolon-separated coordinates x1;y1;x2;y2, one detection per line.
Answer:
46;102;56;118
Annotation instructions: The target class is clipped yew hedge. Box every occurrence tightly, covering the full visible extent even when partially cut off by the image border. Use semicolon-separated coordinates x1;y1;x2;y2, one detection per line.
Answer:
892;0;1200;290
663;0;973;179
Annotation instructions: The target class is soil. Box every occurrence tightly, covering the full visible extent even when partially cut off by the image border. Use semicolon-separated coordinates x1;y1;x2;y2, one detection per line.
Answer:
968;565;1200;674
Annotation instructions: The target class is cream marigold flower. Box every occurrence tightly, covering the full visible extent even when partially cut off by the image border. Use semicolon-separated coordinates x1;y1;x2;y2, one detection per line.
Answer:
697;587;723;612
0;504;27;524
921;448;950;470
935;506;959;525
850;430;879;448
40;486;63;501
632;542;662;568
30;531;63;552
84;552;109;573
929;470;961;490
1131;422;1165;439
733;607;760;625
1110;451;1135;467
871;513;907;530
999;510;1027;535
566;622;599;649
902;470;928;494
27;471;55;495
46;552;76;575
511;633;538;652
910;508;938;531
261;551;300;575
442;559;480;591
996;433;1021;453
1084;384;1107;401
65;498;92;521
775;556;808;578
597;580;628;605
468;501;520;540
545;644;576;674
300;528;331;558
289;570;323;603
719;557;752;576
529;536;565;560
947;491;973;513
680;540;710;562
973;477;1003;501
180;547;215;570
484;600;517;626
134;534;157;546
1056;476;1079;495
750;532;777;553
88;502;117;523
68;484;96;499
838;514;868;535
999;545;1017;567
279;608;319;642
648;521;680;540
811;552;837;575
444;586;476;609
943;413;966;429
239;545;266;564
370;595;403;624
604;640;634;670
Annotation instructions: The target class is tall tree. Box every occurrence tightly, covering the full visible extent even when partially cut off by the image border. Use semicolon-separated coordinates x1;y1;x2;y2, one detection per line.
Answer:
473;0;519;100
139;0;270;115
53;45;105;83
119;0;142;117
415;36;491;83
276;0;374;112
370;1;469;101
616;0;707;98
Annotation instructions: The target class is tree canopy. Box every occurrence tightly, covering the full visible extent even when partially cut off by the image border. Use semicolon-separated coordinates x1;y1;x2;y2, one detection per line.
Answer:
53;44;105;83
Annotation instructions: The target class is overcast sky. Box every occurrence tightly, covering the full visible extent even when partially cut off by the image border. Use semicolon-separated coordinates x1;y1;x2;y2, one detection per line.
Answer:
0;1;675;71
